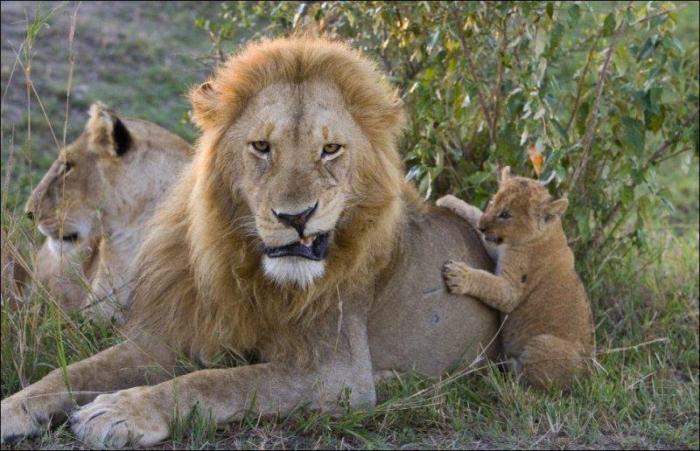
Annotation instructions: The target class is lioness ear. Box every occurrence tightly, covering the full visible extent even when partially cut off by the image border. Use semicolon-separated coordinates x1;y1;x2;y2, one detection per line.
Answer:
498;166;512;185
543;197;569;221
86;102;132;157
189;81;219;130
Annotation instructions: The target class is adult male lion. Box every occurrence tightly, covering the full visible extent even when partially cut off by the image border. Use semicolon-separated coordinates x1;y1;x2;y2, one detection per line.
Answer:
24;102;192;319
1;36;497;447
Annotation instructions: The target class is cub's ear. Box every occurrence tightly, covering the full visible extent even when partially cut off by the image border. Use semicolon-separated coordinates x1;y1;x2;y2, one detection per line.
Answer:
86;102;132;157
543;197;569;221
498;166;512;185
189;81;219;130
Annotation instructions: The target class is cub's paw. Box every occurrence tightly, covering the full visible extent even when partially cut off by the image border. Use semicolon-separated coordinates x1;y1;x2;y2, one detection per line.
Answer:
70;387;168;448
436;194;462;211
442;260;473;294
1;394;51;444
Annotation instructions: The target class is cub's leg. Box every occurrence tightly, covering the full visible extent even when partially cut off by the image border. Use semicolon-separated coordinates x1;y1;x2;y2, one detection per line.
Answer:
442;260;520;313
436;195;483;227
516;334;590;390
0;341;177;444
436;195;498;260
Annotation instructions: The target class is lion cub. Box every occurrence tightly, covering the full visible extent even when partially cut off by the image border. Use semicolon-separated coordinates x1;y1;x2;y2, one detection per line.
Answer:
438;167;595;389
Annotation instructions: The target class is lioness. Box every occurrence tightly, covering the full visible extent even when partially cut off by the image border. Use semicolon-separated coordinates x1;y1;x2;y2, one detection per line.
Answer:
24;102;192;320
440;167;595;389
1;37;498;447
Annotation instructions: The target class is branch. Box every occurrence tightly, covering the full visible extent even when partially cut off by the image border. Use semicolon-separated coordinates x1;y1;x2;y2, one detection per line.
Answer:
565;36;599;133
588;106;699;250
568;19;626;194
490;16;509;147
458;33;494;141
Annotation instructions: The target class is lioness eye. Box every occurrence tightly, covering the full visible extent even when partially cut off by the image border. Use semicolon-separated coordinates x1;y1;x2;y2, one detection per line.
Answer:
322;143;343;159
63;161;74;173
498;210;512;220
250;141;270;154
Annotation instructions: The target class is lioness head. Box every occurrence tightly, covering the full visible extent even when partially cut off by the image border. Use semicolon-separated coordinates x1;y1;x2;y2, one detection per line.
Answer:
25;102;190;257
190;37;406;289
478;167;569;246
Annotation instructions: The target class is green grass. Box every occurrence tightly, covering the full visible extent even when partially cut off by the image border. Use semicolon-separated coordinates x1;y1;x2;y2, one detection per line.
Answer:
1;2;698;449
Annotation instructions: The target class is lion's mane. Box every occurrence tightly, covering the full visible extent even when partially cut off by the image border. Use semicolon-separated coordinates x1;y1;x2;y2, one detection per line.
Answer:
126;36;412;364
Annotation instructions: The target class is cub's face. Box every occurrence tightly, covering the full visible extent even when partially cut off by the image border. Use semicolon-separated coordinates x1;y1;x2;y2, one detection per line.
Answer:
223;80;370;287
478;171;568;247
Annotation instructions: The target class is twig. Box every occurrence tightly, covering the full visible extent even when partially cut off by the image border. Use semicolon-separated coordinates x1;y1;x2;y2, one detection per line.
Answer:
490;16;509;147
62;3;80;147
596;337;669;355
565;36;599;133
588;106;700;250
458;33;494;140
568;16;626;194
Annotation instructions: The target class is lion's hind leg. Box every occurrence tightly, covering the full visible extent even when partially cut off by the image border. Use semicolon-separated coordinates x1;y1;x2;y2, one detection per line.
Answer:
516;334;590;390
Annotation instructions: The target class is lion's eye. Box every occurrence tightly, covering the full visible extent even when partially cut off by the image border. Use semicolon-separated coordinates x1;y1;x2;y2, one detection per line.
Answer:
63;161;74;174
322;143;343;159
498;210;512;220
250;141;270;155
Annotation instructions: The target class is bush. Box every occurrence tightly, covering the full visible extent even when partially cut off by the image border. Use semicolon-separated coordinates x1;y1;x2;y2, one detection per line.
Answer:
198;1;699;268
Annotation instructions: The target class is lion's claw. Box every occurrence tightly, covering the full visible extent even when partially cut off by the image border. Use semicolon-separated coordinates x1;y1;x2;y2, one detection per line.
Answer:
71;388;168;448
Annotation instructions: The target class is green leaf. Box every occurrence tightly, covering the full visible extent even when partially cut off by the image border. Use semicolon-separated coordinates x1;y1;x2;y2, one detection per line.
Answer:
602;12;616;37
618;117;646;156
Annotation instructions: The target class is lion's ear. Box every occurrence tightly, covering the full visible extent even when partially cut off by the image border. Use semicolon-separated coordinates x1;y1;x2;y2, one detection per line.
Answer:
86;102;131;157
189;81;219;130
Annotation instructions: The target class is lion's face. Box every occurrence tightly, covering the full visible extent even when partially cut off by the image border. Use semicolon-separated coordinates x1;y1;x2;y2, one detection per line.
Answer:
25;136;102;256
25;103;135;256
222;80;369;287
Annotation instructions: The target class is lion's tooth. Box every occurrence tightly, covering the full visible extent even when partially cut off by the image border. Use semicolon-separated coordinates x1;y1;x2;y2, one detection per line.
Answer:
301;236;314;247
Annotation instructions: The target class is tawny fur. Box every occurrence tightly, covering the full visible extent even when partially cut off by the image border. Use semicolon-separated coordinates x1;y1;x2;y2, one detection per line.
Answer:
440;167;595;389
25;103;192;320
126;35;408;363
1;36;498;448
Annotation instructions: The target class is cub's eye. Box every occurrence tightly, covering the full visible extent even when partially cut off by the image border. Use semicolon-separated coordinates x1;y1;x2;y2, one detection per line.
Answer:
498;210;512;220
322;143;343;159
250;141;270;155
63;161;74;174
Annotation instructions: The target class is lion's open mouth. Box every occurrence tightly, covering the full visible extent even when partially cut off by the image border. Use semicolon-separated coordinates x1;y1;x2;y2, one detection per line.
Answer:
264;233;329;261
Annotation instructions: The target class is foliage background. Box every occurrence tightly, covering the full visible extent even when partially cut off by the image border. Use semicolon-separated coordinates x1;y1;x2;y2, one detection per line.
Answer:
1;1;698;449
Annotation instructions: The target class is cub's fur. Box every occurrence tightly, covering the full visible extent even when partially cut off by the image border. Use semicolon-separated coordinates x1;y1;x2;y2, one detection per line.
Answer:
25;103;192;320
439;167;595;389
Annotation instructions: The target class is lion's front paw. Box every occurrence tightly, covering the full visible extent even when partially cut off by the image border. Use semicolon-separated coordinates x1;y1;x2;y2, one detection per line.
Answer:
1;394;51;444
442;260;473;294
70;387;168;448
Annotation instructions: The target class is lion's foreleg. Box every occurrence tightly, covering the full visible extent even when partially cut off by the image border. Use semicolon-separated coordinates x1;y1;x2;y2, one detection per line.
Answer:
0;341;176;444
70;308;376;448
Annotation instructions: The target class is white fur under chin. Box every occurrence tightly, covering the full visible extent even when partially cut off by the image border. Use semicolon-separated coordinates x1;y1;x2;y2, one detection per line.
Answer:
263;256;326;288
47;237;79;256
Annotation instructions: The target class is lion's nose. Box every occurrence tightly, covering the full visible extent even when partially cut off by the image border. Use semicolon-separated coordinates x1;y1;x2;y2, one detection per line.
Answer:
272;202;318;237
